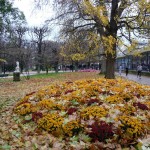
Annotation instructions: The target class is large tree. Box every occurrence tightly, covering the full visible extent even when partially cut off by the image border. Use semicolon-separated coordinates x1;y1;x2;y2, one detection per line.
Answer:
49;0;150;78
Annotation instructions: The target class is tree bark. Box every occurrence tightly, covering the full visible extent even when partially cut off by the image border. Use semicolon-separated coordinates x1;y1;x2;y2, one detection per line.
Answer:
37;64;41;74
54;62;59;73
87;61;90;69
74;61;78;72
105;53;116;79
46;66;48;74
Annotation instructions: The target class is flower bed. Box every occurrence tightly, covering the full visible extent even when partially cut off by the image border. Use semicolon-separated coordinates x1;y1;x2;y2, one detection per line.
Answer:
78;69;99;72
13;78;150;149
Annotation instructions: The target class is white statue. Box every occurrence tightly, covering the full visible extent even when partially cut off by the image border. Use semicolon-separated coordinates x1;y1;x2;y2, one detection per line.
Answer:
15;61;20;72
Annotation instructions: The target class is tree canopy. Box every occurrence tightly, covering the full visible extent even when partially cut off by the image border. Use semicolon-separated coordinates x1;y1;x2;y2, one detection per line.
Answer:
0;0;25;31
51;0;150;78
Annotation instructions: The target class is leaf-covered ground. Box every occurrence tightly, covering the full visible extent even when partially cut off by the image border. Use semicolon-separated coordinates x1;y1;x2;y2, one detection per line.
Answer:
0;72;100;111
0;72;150;150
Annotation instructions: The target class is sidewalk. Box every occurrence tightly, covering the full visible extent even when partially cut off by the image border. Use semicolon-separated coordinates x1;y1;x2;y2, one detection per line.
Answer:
117;72;150;86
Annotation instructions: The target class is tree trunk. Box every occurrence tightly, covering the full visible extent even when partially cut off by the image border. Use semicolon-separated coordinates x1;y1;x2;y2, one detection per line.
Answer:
71;61;74;72
20;62;24;73
54;62;59;73
105;53;116;79
55;67;58;73
87;61;90;69
46;66;48;74
74;61;78;72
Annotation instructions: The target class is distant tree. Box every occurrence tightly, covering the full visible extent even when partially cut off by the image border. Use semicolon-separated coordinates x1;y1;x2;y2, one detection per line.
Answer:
0;0;27;73
43;40;61;73
7;25;28;72
30;25;51;73
60;29;102;71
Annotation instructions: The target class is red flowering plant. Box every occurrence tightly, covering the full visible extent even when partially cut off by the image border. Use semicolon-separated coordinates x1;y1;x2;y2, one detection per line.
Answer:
133;102;149;110
67;107;78;115
87;121;114;142
32;112;43;122
87;98;103;106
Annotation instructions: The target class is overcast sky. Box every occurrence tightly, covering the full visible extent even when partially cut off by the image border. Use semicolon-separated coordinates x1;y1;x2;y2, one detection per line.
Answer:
13;0;59;39
13;0;54;27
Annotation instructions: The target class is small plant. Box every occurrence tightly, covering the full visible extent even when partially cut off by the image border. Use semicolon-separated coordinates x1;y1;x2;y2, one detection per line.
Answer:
37;113;64;132
38;99;54;109
133;102;149;110
67;107;78;115
14;103;32;115
87;98;102;106
32;112;43;122
117;115;144;140
105;95;124;103
63;120;82;136
80;106;108;120
87;121;114;142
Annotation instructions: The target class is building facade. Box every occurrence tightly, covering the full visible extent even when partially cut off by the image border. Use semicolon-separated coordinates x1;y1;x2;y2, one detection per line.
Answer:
116;51;150;72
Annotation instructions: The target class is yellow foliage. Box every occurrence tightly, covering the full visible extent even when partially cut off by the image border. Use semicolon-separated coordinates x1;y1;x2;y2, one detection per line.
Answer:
80;106;108;120
71;53;85;61
0;58;6;63
105;95;124;104
127;40;139;54
14;103;32;115
37;113;64;132
63;120;82;136
83;0;109;26
102;35;116;56
118;115;144;138
37;99;55;109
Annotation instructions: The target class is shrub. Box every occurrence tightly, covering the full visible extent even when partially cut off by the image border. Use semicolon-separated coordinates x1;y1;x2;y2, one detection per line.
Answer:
87;121;114;142
133;102;149;110
67;107;78;115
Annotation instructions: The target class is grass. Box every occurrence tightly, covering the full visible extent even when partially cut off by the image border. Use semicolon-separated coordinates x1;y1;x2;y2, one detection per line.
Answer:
0;72;66;83
29;72;67;79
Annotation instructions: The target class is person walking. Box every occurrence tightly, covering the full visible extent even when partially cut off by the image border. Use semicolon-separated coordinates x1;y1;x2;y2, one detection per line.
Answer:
137;64;142;79
119;64;122;76
125;66;129;76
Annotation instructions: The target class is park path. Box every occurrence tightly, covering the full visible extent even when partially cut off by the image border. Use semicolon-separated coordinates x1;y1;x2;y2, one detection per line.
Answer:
117;72;150;86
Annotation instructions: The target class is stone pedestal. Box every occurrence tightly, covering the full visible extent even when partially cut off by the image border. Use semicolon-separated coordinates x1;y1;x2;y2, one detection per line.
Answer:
13;72;20;81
